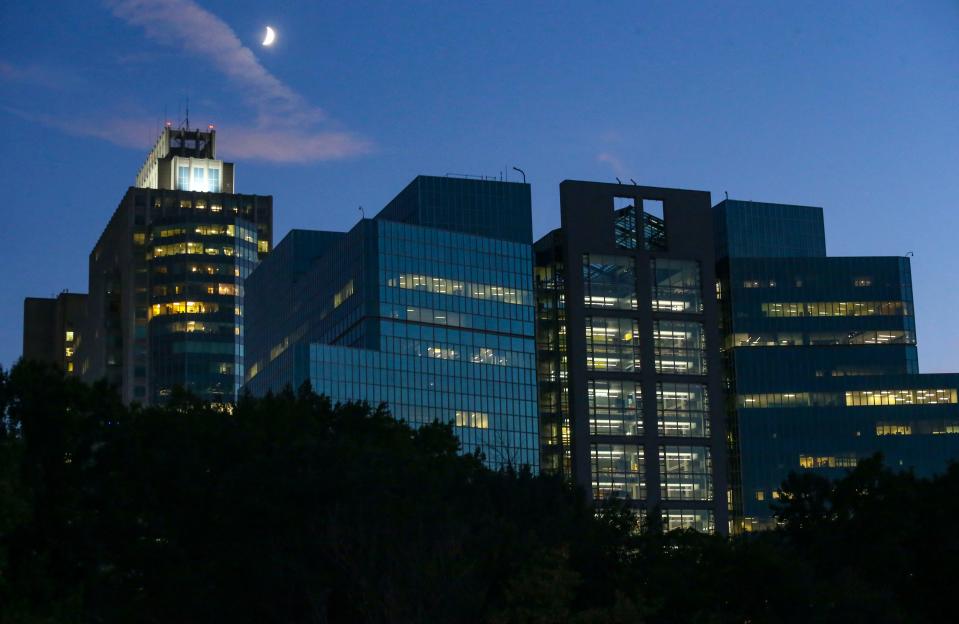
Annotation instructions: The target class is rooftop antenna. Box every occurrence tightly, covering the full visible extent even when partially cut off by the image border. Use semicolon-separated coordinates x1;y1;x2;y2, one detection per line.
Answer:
725;191;729;200
629;178;637;185
512;167;526;183
358;205;365;219
615;177;622;184
185;96;190;130
906;251;914;257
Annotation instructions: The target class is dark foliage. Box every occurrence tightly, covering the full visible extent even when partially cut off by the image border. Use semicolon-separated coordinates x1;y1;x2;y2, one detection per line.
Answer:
1;362;957;623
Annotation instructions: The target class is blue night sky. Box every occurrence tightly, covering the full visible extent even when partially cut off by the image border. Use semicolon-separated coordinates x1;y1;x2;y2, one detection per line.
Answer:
1;1;957;372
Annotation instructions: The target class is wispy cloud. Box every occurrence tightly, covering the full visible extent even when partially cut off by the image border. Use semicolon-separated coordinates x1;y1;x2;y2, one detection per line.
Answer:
597;151;628;178
4;106;156;148
0;60;86;91
95;0;371;162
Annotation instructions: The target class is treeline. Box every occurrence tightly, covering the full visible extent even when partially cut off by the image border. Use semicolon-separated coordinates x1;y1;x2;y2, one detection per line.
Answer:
1;362;957;623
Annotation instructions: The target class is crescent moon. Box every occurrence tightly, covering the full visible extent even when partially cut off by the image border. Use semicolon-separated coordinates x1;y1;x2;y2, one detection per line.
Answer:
262;26;275;46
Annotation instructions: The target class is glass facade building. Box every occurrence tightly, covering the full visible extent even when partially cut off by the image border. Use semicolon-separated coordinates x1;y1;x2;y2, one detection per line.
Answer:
81;127;272;404
715;199;959;530
244;176;539;470
535;182;728;534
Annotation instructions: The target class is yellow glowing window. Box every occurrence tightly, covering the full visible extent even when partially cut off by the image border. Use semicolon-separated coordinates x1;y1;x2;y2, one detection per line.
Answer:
258;240;270;253
845;389;958;407
389;273;529;305
66;362;74;373
65;330;74;342
455;410;489;429
761;301;910;318
799;454;858;469
333;280;355;308
149;301;219;318
876;423;912;436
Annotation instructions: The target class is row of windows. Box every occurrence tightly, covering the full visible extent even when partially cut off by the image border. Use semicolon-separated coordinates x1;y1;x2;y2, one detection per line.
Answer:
177;165;221;193
333;280;355;308
586;380;710;438
760;301;912;317
149;301;223;318
454;410;489;429
585;317;640;372
153;223;256;242
584;317;708;375
875;420;959;436
151;320;239;336
662;510;714;533
653;320;707;375
590;444;713;502
845;388;957;406
387;273;531;306
151;242;258;261
799;455;858;469
738;388;958;409
742;276;874;289
381;321;535;355
726;330;915;348
582;255;704;313
383;336;531;368
153;283;240;297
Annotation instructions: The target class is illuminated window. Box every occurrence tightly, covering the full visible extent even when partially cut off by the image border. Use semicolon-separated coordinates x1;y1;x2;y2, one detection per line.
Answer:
454;410;489;429
149;301;219;318
591;444;645;501
799;454;858;469
66;362;74;373
177;166;190;190
208;168;220;193
659;445;712;501
388;273;530;305
193;167;205;192
737;392;841;408
845;388;957;407
658;383;709;437
761;301;912;317
64;330;74;342
853;277;872;287
588;379;642;435
662;509;713;532
654;320;706;375
64;347;74;358
258;240;269;253
755;490;765;501
217;283;237;296
876;423;912;436
651;259;702;313
583;254;637;309
585;317;640;372
334;280;354;308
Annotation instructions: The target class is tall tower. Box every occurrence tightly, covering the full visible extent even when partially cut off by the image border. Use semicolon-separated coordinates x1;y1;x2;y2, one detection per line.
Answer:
81;125;272;404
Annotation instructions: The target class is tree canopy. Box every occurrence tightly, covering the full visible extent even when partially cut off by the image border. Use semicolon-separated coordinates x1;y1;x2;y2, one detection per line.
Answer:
1;361;957;623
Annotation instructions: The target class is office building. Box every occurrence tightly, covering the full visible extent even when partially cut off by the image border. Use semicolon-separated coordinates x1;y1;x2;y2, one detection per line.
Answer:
534;181;728;533
244;176;539;470
716;199;959;530
80;125;272;404
22;291;87;375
